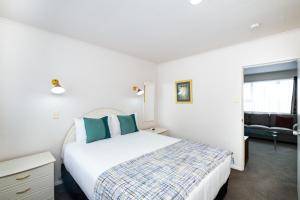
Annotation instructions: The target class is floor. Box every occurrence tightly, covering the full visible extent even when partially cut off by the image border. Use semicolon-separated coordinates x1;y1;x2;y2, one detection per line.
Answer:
55;138;297;200
224;138;297;200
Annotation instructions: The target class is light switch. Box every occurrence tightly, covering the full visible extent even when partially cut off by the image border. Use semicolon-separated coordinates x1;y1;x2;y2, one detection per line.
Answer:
53;112;60;119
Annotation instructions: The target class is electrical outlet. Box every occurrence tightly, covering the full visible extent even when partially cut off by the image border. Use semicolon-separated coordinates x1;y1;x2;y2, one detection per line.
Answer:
53;112;60;119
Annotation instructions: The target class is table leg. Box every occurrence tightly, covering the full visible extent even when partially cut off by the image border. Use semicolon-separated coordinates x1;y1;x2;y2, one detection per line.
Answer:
273;135;277;151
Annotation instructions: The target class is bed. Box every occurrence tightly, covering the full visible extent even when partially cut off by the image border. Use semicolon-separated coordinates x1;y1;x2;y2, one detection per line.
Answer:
61;108;231;200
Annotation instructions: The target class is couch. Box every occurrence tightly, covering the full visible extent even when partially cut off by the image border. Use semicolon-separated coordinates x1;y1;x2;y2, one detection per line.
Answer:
244;112;297;144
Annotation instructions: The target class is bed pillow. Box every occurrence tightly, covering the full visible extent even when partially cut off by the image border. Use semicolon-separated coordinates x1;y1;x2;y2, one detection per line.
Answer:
74;118;87;144
275;116;293;129
117;114;138;135
83;116;111;143
108;115;121;137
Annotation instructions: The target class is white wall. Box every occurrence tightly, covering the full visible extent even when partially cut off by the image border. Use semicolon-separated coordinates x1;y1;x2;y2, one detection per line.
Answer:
0;18;157;183
1;17;300;184
157;29;300;170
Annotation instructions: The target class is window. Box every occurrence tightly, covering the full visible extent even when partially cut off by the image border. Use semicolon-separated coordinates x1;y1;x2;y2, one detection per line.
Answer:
244;79;294;113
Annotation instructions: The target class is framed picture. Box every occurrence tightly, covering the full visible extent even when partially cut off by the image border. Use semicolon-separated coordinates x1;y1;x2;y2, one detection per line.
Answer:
175;80;192;104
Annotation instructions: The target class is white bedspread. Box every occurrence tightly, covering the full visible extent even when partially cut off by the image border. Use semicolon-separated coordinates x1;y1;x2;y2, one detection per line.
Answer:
63;131;231;200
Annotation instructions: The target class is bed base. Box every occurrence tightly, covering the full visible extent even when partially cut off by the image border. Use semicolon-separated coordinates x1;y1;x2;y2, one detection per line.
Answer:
214;179;228;200
61;164;229;200
61;165;88;200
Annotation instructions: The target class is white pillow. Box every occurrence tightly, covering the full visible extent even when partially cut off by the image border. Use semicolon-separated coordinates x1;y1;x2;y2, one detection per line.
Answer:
109;115;121;137
74;118;87;144
133;113;139;130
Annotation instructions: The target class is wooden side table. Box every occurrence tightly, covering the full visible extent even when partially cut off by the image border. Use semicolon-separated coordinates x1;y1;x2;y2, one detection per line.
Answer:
244;136;249;167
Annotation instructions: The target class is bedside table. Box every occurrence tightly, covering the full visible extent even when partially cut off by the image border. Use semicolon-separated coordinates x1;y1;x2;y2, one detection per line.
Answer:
244;136;249;167
143;127;169;135
0;152;56;200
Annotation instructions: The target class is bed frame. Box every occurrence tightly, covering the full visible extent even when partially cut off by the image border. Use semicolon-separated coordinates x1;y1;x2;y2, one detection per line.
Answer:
61;108;229;200
63;108;124;145
61;108;124;159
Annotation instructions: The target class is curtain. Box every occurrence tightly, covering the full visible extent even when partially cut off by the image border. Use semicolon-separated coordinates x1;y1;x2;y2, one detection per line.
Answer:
291;76;297;114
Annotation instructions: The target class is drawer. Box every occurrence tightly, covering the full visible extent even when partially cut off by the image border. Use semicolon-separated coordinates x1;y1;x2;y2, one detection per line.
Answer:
0;175;53;200
19;187;53;200
0;163;53;191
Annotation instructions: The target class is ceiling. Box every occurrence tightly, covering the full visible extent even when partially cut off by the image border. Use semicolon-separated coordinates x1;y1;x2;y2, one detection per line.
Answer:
244;60;298;75
1;0;300;63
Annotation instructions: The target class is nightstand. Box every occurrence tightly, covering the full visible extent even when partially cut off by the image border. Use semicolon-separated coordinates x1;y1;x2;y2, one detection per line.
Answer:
244;136;249;167
0;152;56;200
143;127;169;135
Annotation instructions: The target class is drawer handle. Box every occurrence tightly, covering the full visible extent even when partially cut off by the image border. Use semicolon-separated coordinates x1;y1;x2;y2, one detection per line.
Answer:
16;174;31;180
16;188;31;195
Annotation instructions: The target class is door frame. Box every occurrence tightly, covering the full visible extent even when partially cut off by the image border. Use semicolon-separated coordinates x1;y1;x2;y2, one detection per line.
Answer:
240;58;299;169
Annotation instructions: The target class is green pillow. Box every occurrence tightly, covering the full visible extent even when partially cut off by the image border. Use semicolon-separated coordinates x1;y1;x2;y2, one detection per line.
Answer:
117;114;138;135
83;116;111;143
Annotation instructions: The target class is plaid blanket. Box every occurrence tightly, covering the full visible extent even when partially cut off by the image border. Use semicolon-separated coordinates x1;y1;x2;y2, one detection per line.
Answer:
94;140;231;200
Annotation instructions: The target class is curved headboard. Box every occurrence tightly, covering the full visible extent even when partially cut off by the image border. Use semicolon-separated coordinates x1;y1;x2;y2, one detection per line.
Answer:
63;108;124;145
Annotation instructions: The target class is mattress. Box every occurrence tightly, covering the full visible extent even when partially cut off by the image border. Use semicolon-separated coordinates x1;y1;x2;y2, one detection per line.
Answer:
62;131;231;200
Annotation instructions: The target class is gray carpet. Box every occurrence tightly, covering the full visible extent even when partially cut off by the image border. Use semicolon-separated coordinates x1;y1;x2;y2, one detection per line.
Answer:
55;138;297;200
225;138;297;200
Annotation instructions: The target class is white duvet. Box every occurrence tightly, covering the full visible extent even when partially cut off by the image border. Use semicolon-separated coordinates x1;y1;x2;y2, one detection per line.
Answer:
63;131;231;200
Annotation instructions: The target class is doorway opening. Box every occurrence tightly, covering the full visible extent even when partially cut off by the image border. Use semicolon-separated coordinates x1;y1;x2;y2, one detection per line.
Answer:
242;60;298;199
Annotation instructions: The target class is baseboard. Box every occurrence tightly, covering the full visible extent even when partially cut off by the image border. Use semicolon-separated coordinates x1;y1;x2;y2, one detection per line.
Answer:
55;179;63;186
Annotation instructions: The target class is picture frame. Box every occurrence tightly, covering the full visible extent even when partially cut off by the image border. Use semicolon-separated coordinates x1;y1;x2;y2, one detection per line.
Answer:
175;80;193;104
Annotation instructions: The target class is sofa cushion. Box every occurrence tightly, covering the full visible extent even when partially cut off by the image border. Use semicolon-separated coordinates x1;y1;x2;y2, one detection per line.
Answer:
244;113;252;125
270;114;297;127
275;115;294;129
269;114;277;127
250;113;270;126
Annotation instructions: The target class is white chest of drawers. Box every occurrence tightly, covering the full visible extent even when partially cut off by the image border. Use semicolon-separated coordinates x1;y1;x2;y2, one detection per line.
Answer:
0;152;56;200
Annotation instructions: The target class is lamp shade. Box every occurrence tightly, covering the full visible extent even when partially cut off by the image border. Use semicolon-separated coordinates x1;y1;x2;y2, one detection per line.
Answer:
51;79;65;94
136;88;144;96
132;85;144;96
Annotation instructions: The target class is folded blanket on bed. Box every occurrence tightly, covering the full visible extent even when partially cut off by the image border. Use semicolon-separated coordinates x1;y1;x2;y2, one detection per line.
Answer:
94;140;231;200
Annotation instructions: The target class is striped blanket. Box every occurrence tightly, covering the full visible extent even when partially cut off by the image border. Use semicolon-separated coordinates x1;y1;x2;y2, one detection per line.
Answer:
94;140;231;200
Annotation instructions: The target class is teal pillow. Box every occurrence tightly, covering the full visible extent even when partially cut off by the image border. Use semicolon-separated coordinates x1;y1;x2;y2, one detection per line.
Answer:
117;114;138;135
83;116;111;143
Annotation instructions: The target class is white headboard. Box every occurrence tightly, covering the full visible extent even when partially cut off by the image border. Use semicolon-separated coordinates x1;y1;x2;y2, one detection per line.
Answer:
63;108;124;145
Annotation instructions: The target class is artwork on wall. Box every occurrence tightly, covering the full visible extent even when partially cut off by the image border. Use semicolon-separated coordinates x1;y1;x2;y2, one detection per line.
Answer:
175;80;192;104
